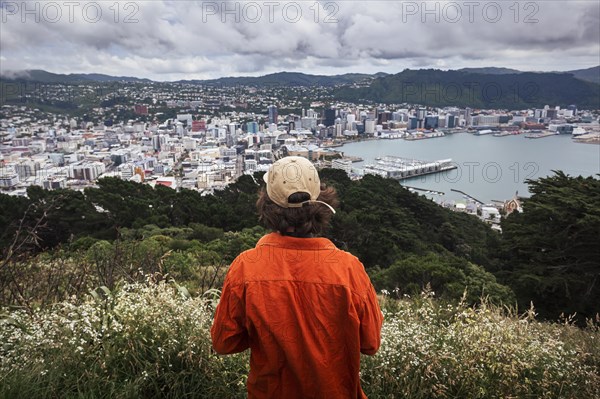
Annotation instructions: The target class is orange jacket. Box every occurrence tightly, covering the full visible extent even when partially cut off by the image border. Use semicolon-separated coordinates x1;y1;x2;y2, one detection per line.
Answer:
211;232;383;399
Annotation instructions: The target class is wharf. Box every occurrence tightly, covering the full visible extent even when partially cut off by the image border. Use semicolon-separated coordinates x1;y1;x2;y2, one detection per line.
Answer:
363;156;456;180
403;185;445;195
524;131;559;139
573;133;600;144
344;155;364;162
450;189;485;205
493;130;521;137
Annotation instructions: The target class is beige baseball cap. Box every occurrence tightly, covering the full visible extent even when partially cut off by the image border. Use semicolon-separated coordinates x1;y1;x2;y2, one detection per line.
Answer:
263;156;335;214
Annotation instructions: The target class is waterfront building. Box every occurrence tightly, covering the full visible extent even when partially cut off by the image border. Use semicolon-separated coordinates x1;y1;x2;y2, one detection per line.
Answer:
332;158;352;175
365;120;376;134
424;116;439;130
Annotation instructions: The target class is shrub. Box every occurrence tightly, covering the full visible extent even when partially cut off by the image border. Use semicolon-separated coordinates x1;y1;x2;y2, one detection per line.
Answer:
0;281;248;399
362;291;599;398
1;283;598;399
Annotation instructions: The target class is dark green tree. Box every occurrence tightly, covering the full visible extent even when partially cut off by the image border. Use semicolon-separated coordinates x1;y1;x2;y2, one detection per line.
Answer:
501;171;600;320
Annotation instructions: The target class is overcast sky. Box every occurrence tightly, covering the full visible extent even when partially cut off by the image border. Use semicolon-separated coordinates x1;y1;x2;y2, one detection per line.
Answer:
1;1;598;81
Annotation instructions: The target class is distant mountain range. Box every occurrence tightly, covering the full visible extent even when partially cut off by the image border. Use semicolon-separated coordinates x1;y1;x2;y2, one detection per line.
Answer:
1;66;598;108
0;69;387;86
0;69;153;83
176;71;391;86
457;67;523;75
3;66;598;85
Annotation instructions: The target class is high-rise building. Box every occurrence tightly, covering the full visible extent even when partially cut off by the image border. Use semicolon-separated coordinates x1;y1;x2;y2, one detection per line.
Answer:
377;111;391;124
409;117;419;130
534;109;545;119
268;105;278;124
424;116;439;130
247;121;259;134
324;108;336;127
446;115;456;128
464;108;472;126
71;162;106;181
546;109;558;119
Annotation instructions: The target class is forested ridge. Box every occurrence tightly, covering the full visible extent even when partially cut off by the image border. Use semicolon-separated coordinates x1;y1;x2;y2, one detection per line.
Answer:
1;169;598;322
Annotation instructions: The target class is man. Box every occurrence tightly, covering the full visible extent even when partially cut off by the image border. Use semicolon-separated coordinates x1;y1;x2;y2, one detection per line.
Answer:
211;156;383;398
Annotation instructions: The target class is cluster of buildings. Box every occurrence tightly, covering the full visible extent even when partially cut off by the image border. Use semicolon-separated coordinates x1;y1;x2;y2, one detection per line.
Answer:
1;91;598;197
0;104;349;195
437;193;523;232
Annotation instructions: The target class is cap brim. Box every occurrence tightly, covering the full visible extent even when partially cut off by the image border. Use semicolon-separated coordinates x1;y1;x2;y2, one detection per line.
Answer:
263;170;269;184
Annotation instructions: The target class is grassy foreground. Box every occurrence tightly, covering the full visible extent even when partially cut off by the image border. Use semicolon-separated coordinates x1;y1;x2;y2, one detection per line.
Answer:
1;281;598;399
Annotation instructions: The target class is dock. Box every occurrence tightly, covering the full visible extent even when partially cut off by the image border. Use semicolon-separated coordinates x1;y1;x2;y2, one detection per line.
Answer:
524;131;559;139
344;155;363;162
363;156;457;180
450;189;484;205
402;185;445;195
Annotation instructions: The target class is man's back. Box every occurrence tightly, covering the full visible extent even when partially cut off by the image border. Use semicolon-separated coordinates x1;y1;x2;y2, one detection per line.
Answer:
211;232;382;399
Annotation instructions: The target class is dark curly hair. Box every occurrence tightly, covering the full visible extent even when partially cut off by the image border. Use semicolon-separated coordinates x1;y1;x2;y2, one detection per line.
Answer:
256;185;338;237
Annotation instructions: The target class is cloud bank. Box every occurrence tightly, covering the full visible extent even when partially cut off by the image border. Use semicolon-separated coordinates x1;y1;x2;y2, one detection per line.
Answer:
0;0;598;80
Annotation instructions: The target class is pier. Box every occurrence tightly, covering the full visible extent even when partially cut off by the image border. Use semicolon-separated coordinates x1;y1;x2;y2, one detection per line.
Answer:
524;131;559;139
363;156;457;180
402;185;445;195
450;189;485;205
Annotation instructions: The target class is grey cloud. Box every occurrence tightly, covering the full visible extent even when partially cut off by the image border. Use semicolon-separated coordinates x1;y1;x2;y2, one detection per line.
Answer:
0;0;598;80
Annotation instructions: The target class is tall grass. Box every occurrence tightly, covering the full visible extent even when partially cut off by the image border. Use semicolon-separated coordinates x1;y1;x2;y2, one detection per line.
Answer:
1;282;598;399
1;280;248;399
362;291;599;398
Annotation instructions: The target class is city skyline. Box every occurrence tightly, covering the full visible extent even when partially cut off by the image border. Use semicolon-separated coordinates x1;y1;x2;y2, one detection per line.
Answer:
1;1;599;81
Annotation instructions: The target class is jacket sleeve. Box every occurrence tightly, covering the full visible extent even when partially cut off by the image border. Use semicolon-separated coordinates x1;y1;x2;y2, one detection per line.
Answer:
359;281;383;355
211;261;249;355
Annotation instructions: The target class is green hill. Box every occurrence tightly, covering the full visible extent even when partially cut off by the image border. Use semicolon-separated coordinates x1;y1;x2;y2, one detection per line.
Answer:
334;69;600;109
567;65;600;84
178;71;383;86
458;67;522;75
0;69;152;83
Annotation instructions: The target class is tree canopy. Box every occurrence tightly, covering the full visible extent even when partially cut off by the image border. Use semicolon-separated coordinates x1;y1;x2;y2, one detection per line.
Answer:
501;171;600;320
1;170;598;320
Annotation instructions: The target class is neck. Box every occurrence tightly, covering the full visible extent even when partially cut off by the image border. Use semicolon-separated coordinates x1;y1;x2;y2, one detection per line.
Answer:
281;228;313;238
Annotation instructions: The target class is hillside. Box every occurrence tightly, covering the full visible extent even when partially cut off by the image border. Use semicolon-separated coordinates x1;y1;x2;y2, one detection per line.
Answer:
175;71;384;86
566;65;600;84
0;170;509;306
2;170;598;323
0;69;383;86
458;67;522;75
2;67;598;89
457;66;600;84
0;69;152;83
334;69;600;108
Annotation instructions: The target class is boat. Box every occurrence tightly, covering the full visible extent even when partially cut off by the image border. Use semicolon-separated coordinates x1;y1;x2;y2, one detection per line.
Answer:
572;127;587;136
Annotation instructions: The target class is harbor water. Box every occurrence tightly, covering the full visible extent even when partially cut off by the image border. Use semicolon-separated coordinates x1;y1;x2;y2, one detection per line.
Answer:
340;133;600;203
